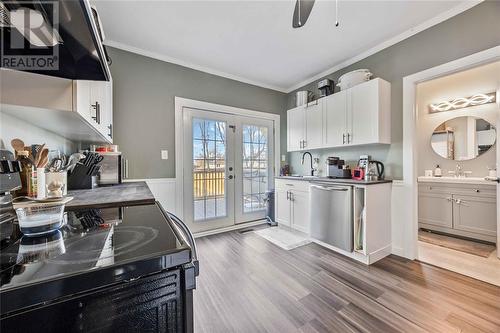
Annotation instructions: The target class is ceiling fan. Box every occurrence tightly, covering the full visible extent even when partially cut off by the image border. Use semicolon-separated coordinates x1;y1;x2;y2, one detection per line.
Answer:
292;0;339;28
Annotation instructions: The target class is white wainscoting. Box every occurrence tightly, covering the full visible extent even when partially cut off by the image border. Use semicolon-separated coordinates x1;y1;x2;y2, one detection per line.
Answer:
124;178;177;214
391;180;407;257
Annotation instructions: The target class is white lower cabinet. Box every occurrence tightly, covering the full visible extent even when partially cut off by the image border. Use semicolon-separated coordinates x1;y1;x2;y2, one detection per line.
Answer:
275;179;392;265
290;190;310;233
275;180;310;233
275;188;291;227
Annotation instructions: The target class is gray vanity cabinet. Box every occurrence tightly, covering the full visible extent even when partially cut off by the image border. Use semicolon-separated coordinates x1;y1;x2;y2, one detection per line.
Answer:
418;192;453;228
452;194;496;237
418;183;497;242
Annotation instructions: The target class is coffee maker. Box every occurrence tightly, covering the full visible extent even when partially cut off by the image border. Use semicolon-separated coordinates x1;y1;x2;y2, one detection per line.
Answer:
0;150;22;244
325;157;352;179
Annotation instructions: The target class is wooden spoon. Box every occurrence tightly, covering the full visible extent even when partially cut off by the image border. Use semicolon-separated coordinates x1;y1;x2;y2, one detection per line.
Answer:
10;138;25;152
34;143;45;166
37;148;49;168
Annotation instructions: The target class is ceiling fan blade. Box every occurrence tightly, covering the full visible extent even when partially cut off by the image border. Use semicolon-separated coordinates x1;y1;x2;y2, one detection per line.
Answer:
292;0;315;28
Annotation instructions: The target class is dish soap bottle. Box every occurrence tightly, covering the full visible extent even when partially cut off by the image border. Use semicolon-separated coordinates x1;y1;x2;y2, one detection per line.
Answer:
434;164;442;177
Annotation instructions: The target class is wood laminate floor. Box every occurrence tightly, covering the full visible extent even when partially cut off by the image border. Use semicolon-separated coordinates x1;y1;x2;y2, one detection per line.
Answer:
193;228;500;333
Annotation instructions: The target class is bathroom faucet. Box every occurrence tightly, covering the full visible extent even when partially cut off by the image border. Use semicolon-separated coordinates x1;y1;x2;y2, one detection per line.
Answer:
301;152;315;176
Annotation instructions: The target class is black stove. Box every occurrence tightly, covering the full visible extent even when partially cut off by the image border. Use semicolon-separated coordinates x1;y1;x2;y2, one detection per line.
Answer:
0;203;193;317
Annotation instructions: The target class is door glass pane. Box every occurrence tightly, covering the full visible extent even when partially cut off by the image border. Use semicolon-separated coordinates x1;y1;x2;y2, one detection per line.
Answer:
193;118;227;221
242;125;269;213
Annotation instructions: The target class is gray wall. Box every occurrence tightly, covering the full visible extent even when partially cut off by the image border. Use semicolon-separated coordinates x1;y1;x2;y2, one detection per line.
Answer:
287;1;500;179
108;47;287;179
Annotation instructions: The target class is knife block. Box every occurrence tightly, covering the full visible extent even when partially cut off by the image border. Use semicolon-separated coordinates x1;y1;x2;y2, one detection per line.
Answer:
67;164;99;190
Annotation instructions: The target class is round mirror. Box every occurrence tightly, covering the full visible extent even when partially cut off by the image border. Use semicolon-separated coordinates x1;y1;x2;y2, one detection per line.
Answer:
431;116;496;160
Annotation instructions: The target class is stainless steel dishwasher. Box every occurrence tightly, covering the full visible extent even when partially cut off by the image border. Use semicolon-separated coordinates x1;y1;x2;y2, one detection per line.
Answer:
310;182;353;252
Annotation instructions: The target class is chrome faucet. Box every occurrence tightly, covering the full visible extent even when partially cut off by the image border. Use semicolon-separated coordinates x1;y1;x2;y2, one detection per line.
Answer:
301;152;315;176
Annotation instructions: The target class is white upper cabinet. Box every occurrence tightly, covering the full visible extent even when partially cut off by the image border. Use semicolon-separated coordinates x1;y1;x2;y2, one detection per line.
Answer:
287;100;324;152
348;78;391;146
304;101;323;150
74;80;113;143
287;105;305;151
1;69;113;143
324;90;347;147
287;78;391;152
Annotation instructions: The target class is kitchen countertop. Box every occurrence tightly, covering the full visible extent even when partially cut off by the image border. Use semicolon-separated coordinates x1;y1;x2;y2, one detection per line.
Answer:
67;181;155;209
276;176;393;185
417;176;497;186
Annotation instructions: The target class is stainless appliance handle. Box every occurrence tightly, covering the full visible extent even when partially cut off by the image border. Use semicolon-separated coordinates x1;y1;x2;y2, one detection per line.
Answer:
158;205;199;277
310;184;349;191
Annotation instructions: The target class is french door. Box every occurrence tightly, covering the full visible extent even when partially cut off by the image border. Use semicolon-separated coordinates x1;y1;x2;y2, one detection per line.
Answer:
183;108;274;233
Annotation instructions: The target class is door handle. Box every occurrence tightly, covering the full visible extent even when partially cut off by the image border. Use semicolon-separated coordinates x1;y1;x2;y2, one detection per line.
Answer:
286;191;290;200
347;133;351;144
107;124;112;138
342;134;346;145
311;185;349;191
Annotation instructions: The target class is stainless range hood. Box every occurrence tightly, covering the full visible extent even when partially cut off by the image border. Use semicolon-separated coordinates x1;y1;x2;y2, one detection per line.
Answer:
0;0;111;81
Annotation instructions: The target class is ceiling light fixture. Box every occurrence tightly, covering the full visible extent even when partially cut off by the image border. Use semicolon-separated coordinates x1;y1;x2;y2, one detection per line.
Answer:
429;92;496;113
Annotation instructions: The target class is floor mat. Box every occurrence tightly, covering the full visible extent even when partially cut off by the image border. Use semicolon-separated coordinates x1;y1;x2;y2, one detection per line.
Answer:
418;230;495;258
254;227;310;250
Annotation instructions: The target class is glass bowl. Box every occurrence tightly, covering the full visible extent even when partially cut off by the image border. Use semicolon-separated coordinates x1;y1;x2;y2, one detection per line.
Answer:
15;204;66;236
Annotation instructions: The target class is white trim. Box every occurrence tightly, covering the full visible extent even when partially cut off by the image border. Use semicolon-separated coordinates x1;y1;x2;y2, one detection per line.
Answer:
123;178;175;183
402;45;500;260
193;220;266;238
104;40;287;93
174;97;281;222
104;1;480;94
286;1;483;92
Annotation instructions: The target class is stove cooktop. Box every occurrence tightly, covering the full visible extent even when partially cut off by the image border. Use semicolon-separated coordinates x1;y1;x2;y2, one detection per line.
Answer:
0;203;191;296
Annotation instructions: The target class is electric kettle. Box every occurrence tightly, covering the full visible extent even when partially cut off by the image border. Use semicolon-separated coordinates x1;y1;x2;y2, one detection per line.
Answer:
365;161;385;181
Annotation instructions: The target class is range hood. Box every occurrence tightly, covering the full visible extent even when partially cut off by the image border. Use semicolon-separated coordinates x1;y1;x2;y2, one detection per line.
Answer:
0;0;111;81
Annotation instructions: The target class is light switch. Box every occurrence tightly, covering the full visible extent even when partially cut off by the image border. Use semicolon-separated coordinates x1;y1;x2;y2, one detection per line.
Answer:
281;155;286;162
161;150;169;160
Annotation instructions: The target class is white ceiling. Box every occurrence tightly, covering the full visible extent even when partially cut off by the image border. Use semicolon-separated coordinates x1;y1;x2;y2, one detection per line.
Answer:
93;0;479;92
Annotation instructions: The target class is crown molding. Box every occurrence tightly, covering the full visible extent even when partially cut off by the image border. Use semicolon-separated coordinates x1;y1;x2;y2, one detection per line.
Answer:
104;40;288;93
103;0;482;95
284;0;483;93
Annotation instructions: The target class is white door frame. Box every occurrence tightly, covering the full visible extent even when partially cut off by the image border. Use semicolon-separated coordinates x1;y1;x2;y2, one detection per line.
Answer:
402;45;500;260
174;97;281;221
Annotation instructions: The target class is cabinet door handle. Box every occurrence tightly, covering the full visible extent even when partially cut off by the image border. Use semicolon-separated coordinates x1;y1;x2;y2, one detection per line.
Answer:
286;191;290;200
446;197;452;202
347;133;351;144
107;124;113;138
343;134;346;144
303;140;306;148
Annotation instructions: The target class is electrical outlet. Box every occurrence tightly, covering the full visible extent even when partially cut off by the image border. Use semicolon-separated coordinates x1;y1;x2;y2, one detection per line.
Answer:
161;150;168;160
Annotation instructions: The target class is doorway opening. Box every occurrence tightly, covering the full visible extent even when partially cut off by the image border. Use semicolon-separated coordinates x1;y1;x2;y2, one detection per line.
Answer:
413;60;500;286
175;98;280;235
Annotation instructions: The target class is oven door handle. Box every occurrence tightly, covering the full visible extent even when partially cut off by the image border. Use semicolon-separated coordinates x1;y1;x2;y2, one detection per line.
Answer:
158;203;199;277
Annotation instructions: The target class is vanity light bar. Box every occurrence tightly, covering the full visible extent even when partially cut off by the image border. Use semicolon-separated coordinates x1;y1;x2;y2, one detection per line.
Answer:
429;92;496;113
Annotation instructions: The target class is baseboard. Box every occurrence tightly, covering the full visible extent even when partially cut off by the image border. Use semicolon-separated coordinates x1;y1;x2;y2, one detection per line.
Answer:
368;244;393;264
391;246;405;257
194;220;267;238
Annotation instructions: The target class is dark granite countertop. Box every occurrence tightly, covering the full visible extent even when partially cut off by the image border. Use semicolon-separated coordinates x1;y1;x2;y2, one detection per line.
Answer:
67;182;155;209
275;176;393;185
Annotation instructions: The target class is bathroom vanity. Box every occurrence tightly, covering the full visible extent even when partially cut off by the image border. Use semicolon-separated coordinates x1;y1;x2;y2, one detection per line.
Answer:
418;176;497;242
